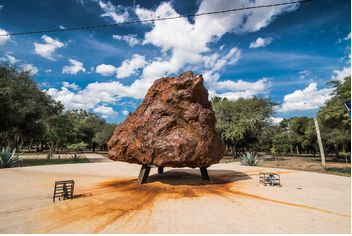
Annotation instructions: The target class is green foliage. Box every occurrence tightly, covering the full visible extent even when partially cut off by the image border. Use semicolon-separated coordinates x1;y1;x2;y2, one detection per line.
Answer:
240;152;260;166
69;153;85;161
272;132;291;156
270;146;276;157
0;64;62;147
68;142;88;151
93;123;116;147
213;97;276;156
0;147;22;168
318;76;351;155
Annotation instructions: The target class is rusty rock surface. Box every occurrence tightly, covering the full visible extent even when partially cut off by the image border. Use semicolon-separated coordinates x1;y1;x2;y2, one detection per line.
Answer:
108;71;225;168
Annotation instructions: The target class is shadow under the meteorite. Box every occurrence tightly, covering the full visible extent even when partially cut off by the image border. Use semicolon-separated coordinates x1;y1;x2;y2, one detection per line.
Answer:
146;169;252;186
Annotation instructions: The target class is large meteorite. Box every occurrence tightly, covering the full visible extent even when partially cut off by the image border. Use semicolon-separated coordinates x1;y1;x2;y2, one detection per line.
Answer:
108;71;225;183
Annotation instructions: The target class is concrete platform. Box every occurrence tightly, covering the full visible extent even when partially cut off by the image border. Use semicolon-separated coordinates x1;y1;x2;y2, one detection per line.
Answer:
0;159;350;233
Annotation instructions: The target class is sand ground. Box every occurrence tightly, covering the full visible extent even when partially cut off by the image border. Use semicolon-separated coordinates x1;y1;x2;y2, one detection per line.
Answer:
0;154;350;234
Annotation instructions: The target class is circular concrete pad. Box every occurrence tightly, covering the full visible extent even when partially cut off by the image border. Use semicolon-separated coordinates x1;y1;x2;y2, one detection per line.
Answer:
0;155;350;233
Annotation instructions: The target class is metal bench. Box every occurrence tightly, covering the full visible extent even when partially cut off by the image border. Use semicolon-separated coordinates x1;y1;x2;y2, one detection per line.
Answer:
52;180;75;202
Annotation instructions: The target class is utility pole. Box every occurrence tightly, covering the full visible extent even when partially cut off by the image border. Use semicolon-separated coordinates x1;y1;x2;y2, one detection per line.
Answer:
314;117;326;168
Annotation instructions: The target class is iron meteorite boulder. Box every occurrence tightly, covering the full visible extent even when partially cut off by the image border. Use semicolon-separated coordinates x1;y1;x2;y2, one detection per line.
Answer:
108;71;225;168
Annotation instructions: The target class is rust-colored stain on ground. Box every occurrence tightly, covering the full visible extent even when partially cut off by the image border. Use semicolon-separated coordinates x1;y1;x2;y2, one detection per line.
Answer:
35;169;349;233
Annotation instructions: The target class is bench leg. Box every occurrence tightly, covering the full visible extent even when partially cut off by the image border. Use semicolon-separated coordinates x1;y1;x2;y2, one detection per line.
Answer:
200;167;210;181
158;167;164;174
138;165;151;184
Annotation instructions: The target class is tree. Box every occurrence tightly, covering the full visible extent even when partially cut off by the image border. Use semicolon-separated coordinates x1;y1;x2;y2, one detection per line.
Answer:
78;112;106;152
93;123;116;150
213;97;276;157
318;76;351;156
0;64;60;148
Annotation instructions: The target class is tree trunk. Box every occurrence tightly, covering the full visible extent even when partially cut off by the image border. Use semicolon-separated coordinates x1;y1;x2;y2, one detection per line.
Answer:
296;145;300;156
232;144;237;159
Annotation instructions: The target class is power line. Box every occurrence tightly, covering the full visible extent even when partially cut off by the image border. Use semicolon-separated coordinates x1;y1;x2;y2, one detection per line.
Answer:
0;0;312;37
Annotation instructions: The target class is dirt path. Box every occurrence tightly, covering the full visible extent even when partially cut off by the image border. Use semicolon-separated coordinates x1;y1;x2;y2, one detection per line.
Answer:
0;162;350;233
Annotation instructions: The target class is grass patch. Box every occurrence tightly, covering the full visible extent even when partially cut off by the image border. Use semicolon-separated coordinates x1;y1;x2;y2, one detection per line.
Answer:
22;158;90;167
324;167;351;176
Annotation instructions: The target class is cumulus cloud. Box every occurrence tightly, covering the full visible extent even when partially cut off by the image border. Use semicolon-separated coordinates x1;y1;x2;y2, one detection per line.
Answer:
34;35;64;60
279;83;333;112
0;28;10;46
20;64;39;75
0;53;18;64
344;32;351;41
331;67;351;81
62;81;79;90
96;64;117;76
98;0;128;23
93;105;118;118
249;37;273;48
45;0;301;109
116;54;148;79
113;34;141;47
122;110;129;116
62;59;86;74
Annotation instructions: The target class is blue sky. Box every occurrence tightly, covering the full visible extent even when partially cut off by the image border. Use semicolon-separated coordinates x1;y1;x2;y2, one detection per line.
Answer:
0;0;350;123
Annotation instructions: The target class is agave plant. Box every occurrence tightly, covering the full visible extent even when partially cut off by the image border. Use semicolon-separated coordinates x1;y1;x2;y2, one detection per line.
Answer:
240;152;260;166
0;148;23;168
69;153;84;161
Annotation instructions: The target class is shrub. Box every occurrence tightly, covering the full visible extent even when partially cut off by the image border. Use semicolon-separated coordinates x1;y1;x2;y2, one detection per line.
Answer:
68;142;88;152
69;153;84;161
0;148;23;168
240;152;260;166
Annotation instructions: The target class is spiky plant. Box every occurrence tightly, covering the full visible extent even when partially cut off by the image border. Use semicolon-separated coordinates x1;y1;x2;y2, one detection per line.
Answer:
240;152;260;166
0;148;23;168
69;153;84;161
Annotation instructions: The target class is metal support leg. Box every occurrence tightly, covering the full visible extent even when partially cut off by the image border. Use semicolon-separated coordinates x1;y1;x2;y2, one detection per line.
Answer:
138;165;151;184
158;167;164;174
200;167;210;181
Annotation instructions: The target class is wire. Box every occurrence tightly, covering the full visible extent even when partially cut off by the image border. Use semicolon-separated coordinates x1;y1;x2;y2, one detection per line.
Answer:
0;0;312;37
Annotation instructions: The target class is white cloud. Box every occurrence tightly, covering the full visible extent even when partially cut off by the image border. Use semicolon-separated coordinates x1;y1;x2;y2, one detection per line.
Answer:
62;81;79;90
34;35;64;60
122;110;129;116
62;59;86;74
344;32;351;40
298;70;310;79
331;67;350;81
59;25;65;29
128;1;298;99
0;28;10;46
249;37;272;48
116;54;148;79
113;34;141;47
96;64;117;76
45;69;52;73
20;64;39;75
98;0;128;23
45;0;301;109
93;105;118;117
271;117;284;124
0;53;18;64
46;87;91;110
279;83;333;112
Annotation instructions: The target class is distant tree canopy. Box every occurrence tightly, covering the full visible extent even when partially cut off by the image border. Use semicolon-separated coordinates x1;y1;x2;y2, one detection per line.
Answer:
0;63;350;159
212;76;351;158
212;97;276;157
0;64;116;153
